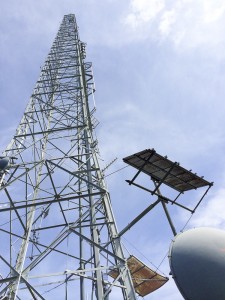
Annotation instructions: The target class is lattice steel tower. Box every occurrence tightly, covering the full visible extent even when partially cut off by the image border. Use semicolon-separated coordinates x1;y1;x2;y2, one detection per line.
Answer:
0;14;137;299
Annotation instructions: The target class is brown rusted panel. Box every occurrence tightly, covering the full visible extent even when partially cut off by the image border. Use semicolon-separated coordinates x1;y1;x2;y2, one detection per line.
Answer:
109;255;168;297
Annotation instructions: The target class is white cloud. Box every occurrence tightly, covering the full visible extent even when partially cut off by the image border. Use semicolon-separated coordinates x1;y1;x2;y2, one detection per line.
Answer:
125;0;165;28
123;0;225;56
202;1;225;23
189;187;225;228
159;10;176;36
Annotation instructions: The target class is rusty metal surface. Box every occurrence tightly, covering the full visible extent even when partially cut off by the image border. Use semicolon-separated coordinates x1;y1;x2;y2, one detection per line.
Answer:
123;149;212;192
109;255;168;297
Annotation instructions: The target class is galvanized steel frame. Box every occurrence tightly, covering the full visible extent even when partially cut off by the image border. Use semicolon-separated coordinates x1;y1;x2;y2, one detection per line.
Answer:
0;14;136;300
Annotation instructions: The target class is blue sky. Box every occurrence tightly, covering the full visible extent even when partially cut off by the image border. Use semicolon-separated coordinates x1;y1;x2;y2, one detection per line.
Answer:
1;0;225;299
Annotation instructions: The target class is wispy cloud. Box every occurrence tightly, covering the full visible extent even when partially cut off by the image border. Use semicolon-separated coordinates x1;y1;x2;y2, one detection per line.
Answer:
125;0;165;28
189;187;225;228
123;0;225;57
159;10;176;36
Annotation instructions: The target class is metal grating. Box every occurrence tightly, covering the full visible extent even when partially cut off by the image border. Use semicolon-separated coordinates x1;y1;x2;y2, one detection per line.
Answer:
109;255;168;297
123;149;212;192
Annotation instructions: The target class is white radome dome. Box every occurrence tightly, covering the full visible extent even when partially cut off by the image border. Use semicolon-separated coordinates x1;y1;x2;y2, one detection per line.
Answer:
169;227;225;300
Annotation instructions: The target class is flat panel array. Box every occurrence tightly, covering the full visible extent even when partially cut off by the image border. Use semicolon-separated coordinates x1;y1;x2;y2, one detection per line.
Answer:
123;149;212;192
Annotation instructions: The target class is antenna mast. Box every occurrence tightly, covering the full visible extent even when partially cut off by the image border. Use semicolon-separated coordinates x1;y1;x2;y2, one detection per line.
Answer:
0;14;136;299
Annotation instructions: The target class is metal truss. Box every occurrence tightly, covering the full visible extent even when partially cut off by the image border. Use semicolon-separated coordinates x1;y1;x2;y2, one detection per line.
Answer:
0;14;136;300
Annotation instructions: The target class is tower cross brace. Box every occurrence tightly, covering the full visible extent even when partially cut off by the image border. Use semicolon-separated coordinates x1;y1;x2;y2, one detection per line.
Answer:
0;14;136;300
